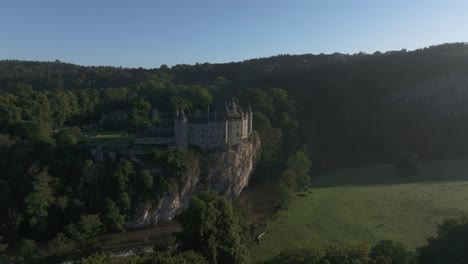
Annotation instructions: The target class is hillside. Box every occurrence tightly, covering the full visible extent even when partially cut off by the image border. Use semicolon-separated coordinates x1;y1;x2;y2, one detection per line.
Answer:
2;43;468;167
251;158;468;263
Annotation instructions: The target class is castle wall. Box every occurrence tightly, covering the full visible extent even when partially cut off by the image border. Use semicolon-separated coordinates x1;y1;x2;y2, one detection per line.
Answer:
228;119;243;145
188;120;227;148
242;117;249;138
174;118;188;148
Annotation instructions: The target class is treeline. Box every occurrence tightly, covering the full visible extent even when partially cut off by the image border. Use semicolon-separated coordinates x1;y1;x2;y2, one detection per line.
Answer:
4;43;468;167
264;216;468;264
11;195;468;264
168;42;468;167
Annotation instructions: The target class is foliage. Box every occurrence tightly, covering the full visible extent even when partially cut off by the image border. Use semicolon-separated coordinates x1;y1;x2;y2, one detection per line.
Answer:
144;250;208;264
418;217;468;264
177;191;248;264
263;241;416;264
3;43;468;259
16;239;39;264
66;214;105;255
81;252;116;264
102;199;125;231
286;149;312;191
371;240;415;264
48;232;71;256
23;164;56;231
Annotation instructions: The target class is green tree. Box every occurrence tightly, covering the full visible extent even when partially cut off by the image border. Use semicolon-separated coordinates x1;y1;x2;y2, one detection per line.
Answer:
102;199;125;231
56;126;83;145
113;161;134;211
371;240;414;264
170;96;192;112
81;252;115;264
48;232;71;256
16;239;39;264
137;169;154;191
177;191;248;264
286;150;312;191
128;98;152;133
23;164;56;231
418;217;468;264
0;236;7;261
66;214;105;255
276;169;297;209
149;250;208;264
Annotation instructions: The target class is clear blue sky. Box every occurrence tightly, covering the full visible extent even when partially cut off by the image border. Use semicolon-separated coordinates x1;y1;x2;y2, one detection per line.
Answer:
2;0;468;68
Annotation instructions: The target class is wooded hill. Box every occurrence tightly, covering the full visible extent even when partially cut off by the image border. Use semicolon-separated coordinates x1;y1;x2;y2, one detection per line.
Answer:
3;42;468;167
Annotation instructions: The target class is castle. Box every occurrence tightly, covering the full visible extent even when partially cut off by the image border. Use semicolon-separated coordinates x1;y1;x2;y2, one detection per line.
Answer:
135;101;253;149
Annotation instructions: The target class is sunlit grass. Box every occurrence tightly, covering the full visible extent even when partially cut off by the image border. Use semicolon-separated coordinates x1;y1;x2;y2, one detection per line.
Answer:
84;129;134;147
251;159;468;263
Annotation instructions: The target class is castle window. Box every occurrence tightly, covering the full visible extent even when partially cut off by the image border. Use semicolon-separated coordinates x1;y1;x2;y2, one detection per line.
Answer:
236;132;240;137
201;134;205;139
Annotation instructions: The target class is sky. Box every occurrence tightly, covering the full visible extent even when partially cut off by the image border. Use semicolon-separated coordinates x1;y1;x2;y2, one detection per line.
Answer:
1;0;468;68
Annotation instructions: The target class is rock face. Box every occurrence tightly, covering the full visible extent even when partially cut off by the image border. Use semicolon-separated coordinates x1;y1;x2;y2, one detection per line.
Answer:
126;134;261;229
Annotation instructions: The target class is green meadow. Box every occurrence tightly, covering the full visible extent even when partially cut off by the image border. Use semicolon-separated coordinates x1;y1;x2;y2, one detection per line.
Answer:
251;159;468;263
84;129;134;148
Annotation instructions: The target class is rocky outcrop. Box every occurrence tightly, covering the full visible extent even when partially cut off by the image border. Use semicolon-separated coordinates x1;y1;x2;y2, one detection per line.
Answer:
126;133;261;229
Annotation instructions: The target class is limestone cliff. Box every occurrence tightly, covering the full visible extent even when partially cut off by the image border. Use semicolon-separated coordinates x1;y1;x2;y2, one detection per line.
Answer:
126;133;261;229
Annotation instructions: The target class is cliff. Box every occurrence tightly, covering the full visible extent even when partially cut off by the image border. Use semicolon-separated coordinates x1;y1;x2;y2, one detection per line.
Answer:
126;133;261;229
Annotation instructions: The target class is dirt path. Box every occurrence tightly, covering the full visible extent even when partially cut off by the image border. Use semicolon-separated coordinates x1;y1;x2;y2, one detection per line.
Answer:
102;221;181;251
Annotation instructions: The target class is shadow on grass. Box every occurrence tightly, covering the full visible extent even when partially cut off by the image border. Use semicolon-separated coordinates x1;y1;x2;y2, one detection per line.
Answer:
313;158;468;188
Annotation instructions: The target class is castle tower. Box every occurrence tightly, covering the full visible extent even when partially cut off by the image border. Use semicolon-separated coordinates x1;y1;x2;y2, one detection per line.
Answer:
174;110;188;148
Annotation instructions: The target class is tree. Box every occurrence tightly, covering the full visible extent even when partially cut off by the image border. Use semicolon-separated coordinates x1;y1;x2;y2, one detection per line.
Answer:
48;232;70;256
371;240;415;264
128;98;152;133
418;217;468;264
112;161;134;212
137;169;154;192
66;214;105;255
149;250;208;264
81;252;115;264
170;96;192;112
276;169;297;209
0;236;7;261
16;239;39;264
286;150;312;191
177;191;248;264
23;164;56;231
102;199;125;231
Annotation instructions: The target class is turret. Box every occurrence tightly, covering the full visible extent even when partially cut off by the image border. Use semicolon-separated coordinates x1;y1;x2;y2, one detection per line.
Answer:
174;109;188;148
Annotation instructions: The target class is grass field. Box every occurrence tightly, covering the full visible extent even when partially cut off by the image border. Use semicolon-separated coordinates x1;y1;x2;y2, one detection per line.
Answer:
251;159;468;263
84;129;134;148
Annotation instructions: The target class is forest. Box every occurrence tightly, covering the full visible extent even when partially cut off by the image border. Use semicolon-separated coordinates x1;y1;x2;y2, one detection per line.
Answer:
2;42;468;263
